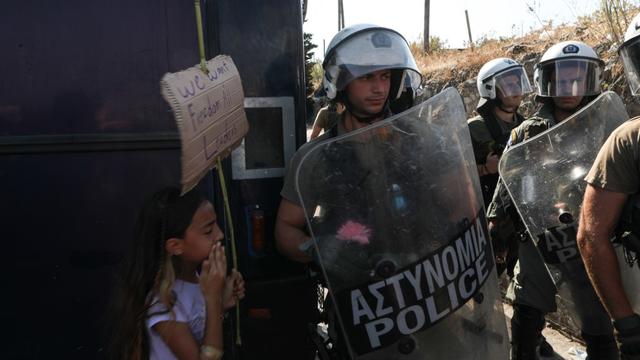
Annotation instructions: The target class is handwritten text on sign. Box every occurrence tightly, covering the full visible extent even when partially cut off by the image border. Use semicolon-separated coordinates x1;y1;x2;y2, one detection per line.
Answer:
161;55;248;193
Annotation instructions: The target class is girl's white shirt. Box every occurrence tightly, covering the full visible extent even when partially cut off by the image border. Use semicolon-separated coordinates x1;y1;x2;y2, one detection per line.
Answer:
146;279;205;360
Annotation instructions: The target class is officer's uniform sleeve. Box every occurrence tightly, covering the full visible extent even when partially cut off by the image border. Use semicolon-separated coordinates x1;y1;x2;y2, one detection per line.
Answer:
486;125;526;249
487;179;509;219
487;179;518;251
487;126;522;220
585;119;640;194
467;116;491;164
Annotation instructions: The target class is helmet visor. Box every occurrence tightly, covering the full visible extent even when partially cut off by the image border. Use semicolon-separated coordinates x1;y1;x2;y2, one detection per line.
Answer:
492;67;533;97
620;37;640;95
537;58;602;97
326;29;421;92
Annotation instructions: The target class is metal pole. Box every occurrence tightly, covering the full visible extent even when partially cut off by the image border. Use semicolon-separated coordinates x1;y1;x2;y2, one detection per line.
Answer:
465;9;473;49
338;0;344;31
342;0;345;29
337;0;342;31
424;0;430;52
338;0;345;30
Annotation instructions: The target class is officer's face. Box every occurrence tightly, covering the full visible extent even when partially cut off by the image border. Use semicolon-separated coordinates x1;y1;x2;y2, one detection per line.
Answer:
496;74;524;109
345;69;391;117
551;65;585;111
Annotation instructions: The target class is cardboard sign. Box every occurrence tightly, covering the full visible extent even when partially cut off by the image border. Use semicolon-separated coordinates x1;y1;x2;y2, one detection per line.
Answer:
161;55;248;193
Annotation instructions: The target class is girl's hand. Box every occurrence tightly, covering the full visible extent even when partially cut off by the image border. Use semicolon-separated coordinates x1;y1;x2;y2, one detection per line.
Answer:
222;269;246;310
199;242;227;302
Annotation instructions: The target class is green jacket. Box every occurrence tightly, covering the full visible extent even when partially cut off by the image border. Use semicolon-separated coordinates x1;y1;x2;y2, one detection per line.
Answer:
505;103;557;147
468;108;524;206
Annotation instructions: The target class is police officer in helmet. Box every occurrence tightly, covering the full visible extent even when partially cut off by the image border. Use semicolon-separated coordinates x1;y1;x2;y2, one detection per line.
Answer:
468;57;531;277
275;24;421;358
578;12;640;360
489;40;619;359
275;23;421;266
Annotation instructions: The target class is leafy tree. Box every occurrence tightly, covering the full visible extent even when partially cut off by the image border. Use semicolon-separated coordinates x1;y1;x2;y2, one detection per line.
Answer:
304;32;318;96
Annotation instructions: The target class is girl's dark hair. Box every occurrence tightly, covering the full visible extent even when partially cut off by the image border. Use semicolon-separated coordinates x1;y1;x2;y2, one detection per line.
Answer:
108;187;206;360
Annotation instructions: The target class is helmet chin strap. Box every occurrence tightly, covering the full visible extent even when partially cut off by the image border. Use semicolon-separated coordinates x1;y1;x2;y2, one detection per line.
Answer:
494;97;516;114
497;104;516;114
342;96;391;124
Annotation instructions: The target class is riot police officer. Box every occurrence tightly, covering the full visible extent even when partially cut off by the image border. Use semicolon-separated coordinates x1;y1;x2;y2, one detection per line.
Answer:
275;25;422;358
578;12;640;360
275;24;422;263
468;57;531;277
488;40;619;359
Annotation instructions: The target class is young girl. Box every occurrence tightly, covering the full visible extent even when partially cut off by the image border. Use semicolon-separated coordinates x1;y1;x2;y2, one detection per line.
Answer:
110;187;245;360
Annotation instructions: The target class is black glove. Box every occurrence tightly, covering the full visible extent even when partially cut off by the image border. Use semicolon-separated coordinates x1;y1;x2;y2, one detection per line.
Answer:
614;314;640;359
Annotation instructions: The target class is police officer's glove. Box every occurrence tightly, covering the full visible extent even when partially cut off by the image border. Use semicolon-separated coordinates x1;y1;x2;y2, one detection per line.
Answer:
614;314;640;359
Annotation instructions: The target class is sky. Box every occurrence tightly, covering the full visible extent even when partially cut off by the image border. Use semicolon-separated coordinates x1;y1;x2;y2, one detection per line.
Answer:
304;0;602;61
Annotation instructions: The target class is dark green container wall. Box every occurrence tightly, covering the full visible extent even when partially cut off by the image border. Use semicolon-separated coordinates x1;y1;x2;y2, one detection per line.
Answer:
1;0;200;358
0;0;201;135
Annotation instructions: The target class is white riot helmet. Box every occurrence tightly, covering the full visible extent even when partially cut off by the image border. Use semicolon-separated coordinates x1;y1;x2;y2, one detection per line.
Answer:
322;24;422;101
534;41;604;97
619;12;640;95
477;58;532;99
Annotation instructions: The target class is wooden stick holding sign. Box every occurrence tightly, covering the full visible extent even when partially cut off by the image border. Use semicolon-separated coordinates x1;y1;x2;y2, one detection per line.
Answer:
160;54;248;346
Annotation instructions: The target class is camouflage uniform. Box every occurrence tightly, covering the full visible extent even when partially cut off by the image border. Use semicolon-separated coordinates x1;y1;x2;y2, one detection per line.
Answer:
467;107;525;207
468;103;524;277
490;101;618;360
488;102;557;360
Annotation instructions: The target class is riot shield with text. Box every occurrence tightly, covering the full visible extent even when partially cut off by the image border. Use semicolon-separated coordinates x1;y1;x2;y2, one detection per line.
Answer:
499;91;629;329
296;88;508;359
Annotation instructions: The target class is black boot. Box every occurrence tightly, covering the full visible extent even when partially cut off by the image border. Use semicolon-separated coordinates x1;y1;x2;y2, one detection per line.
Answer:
581;331;619;360
538;335;555;357
511;304;546;360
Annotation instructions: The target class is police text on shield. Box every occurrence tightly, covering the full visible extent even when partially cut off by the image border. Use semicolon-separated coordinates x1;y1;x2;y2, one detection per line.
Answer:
336;214;494;354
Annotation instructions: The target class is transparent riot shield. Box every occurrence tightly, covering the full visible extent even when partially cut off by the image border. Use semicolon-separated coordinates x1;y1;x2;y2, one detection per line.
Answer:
295;88;508;359
499;91;629;330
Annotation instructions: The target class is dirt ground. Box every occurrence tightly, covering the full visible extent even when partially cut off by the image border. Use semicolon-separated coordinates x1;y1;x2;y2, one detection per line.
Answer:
503;302;587;360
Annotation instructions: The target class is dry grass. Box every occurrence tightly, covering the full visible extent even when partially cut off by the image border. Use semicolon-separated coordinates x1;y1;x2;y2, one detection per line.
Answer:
413;39;509;84
412;4;639;94
307;3;639;103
